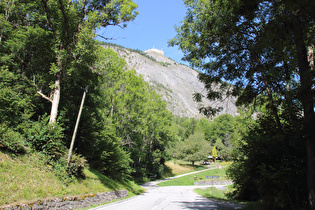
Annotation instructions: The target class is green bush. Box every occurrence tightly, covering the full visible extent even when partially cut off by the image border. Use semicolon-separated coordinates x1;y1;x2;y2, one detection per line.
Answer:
24;115;66;161
0;124;27;154
67;153;87;179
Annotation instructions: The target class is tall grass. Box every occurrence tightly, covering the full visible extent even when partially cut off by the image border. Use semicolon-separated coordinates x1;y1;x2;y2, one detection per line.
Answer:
163;161;195;176
161;160;208;178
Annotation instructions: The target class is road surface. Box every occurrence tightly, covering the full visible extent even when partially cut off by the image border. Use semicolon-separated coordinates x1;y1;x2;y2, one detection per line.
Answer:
91;185;242;210
91;168;244;210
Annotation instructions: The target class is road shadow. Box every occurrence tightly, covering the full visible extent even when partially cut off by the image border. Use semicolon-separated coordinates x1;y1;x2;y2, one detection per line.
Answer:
176;197;245;210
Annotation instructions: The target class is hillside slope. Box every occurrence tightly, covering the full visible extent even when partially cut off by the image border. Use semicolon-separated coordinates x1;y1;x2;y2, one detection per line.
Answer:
105;44;238;118
0;151;143;206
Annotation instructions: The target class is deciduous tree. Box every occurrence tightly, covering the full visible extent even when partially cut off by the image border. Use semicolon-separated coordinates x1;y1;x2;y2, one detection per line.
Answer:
0;0;138;124
173;131;211;166
170;0;315;207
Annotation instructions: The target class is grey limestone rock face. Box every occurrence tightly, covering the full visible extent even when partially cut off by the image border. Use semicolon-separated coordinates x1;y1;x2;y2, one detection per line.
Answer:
109;46;238;118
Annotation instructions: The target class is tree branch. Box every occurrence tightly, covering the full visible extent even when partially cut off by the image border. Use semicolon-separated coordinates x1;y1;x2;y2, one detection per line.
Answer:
58;0;70;45
37;90;53;103
33;74;53;103
41;0;57;40
96;34;119;40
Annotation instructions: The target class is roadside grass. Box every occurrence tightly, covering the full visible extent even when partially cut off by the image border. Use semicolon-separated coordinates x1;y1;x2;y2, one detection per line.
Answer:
157;164;230;186
195;185;251;208
0;151;144;206
194;186;232;201
194;186;248;209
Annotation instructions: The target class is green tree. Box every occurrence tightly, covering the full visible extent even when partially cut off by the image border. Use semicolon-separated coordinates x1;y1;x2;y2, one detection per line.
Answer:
227;111;307;209
0;0;139;179
170;0;315;207
180;118;198;138
195;118;212;141
0;67;33;127
207;114;240;160
93;47;173;178
0;0;138;124
173;132;211;166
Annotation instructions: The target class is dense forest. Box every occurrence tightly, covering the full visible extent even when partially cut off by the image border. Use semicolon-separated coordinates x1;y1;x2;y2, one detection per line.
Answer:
1;0;315;209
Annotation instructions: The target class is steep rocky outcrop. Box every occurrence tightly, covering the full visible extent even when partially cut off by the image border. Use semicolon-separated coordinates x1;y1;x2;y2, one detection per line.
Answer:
105;44;238;118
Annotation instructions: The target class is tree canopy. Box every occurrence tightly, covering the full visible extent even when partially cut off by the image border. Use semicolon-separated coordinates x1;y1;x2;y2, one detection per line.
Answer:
0;0;175;181
170;0;315;208
0;0;138;124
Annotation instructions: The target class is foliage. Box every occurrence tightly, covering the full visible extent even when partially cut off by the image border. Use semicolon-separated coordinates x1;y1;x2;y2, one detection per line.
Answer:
171;0;315;207
67;153;87;179
0;67;34;127
172;131;211;166
89;47;174;179
0;0;143;182
212;146;217;158
227;112;308;209
170;0;314;117
97;124;132;179
56;46;175;180
168;115;250;162
0;124;26;154
0;0;138;124
23;115;66;161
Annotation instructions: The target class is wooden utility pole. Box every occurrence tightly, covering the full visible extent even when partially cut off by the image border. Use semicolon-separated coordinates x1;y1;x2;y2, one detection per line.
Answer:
67;86;88;166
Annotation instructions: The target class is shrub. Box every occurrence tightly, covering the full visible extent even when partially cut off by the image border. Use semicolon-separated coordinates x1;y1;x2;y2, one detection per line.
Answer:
67;153;87;179
24;115;66;161
0;124;26;154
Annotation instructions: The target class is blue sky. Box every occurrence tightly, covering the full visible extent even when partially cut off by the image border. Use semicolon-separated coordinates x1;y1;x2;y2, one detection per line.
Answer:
97;0;188;64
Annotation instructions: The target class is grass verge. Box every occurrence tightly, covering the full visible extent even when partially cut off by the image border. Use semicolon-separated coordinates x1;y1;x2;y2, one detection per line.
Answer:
194;186;233;201
0;151;144;206
194;186;247;209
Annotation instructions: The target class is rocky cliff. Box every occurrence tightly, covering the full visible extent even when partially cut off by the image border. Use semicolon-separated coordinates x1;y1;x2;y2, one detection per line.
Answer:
105;44;238;118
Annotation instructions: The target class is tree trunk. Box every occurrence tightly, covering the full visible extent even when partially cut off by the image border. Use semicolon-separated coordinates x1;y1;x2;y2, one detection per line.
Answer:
294;21;315;209
49;73;61;124
260;71;283;133
307;139;315;209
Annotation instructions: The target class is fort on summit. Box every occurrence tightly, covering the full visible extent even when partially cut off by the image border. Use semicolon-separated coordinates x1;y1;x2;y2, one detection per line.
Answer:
145;47;164;55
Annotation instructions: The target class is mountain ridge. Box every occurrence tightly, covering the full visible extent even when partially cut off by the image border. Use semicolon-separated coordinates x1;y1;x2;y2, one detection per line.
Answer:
103;44;238;118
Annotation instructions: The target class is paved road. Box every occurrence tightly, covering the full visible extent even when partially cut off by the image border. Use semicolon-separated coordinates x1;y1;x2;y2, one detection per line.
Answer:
91;167;244;210
91;184;243;210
